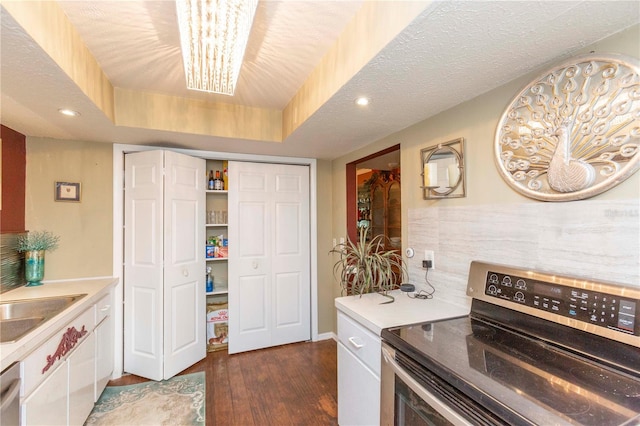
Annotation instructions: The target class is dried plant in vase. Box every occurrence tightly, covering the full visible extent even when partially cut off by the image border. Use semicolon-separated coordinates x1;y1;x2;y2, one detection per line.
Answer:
16;231;60;286
17;231;60;252
330;225;406;303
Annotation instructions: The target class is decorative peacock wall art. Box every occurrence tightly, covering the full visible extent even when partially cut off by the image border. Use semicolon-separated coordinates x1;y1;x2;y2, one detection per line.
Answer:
494;53;639;201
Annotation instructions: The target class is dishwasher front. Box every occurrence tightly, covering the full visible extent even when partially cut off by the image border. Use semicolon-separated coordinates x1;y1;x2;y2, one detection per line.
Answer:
1;362;21;425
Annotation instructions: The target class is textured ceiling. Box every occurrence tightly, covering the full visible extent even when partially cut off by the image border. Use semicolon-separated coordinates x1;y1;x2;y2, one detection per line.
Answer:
1;1;639;160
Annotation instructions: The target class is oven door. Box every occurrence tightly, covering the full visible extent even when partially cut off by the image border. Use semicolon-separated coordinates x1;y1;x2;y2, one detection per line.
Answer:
381;343;471;425
381;342;505;426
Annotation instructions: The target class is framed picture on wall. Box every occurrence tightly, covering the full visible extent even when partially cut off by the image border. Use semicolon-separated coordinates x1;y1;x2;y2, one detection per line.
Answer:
55;181;81;202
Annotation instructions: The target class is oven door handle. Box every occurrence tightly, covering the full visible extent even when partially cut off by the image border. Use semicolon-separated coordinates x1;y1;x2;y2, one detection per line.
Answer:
0;378;20;412
382;345;473;426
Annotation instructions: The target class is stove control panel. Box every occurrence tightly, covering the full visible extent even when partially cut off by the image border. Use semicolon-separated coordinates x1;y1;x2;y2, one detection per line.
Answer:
484;271;639;336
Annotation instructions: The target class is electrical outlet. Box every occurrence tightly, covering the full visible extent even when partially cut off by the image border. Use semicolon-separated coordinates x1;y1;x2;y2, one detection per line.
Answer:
424;250;435;270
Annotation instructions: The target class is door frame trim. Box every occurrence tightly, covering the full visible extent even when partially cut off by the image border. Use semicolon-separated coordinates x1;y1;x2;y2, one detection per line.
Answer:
112;143;318;379
346;144;400;242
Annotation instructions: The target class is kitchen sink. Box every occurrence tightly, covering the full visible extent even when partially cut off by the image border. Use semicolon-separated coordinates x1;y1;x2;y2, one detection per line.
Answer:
0;294;87;343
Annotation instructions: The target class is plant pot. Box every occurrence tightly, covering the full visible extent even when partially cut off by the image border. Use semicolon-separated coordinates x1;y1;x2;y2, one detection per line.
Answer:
24;250;45;286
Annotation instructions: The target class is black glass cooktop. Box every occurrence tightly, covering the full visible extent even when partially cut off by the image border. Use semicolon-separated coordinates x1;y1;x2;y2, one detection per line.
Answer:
382;309;640;426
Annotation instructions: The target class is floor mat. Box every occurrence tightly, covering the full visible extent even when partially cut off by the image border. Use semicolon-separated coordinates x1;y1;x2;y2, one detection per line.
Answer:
85;372;205;425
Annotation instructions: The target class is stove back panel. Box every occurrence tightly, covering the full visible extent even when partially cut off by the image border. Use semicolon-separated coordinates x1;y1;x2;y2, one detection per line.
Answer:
467;261;640;349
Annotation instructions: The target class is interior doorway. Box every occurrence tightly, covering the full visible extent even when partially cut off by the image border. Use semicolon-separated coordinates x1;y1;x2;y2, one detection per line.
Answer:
346;145;400;245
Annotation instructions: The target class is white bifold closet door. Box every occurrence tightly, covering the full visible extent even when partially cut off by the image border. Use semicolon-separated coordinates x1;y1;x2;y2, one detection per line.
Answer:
124;150;206;380
228;161;311;354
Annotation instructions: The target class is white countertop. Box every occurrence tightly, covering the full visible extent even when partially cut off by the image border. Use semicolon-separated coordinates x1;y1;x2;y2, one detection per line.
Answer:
335;290;470;336
0;278;118;371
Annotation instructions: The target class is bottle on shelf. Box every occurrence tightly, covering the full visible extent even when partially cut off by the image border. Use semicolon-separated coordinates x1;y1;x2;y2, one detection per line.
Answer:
222;161;229;190
214;170;224;190
206;266;214;292
208;170;214;190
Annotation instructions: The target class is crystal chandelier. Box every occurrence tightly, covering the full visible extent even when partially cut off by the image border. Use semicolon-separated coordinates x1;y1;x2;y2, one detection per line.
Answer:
176;0;258;95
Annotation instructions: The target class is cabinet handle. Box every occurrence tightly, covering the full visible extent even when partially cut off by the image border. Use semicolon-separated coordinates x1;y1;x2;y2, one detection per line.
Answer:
100;305;111;312
348;336;364;349
183;269;189;277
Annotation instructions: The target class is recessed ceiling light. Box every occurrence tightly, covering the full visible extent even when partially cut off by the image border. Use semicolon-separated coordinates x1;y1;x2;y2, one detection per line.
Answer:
355;97;370;107
58;108;80;117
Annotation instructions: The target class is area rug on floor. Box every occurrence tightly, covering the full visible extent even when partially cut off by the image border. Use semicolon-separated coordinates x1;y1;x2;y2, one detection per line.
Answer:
85;372;205;426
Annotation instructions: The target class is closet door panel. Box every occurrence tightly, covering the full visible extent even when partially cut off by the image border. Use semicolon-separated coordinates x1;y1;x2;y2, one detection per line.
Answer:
271;165;310;346
237;276;268;330
124;150;165;381
275;272;302;326
163;151;206;379
229;161;310;353
238;202;267;257
124;150;205;381
229;165;272;353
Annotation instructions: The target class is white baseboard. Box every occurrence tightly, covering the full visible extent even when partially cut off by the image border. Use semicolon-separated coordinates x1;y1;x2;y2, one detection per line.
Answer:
315;331;336;341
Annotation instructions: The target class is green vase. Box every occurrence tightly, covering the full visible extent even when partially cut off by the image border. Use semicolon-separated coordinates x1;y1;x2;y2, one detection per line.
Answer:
25;250;45;286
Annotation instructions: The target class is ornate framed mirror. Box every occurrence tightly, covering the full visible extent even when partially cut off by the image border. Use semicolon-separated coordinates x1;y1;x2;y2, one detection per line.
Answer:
420;138;466;199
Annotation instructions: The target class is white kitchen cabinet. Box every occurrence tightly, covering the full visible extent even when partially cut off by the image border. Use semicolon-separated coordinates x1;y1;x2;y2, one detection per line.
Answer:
94;289;113;401
18;284;116;426
20;305;94;399
68;332;96;425
335;291;470;426
337;310;381;426
21;361;68;426
21;306;95;426
22;333;95;426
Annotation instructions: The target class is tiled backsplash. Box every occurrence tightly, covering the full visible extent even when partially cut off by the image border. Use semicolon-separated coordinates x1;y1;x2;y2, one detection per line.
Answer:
407;199;640;309
1;233;26;294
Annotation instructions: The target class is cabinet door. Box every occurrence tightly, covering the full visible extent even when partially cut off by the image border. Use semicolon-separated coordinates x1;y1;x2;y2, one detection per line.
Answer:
95;315;113;401
69;333;96;426
95;290;114;401
228;161;310;354
338;342;380;426
22;362;68;426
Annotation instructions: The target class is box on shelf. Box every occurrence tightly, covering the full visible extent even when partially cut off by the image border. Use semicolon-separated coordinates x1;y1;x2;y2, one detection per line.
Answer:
205;245;215;259
206;301;228;352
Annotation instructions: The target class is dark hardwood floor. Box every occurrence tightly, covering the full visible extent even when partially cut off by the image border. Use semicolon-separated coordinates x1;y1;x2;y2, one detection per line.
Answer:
109;339;338;425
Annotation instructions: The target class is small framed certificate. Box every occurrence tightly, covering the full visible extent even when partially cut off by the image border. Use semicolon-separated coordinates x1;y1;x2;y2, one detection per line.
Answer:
55;182;81;202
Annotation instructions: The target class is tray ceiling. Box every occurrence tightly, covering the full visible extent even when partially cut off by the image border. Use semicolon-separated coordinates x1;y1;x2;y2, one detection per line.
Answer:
1;1;638;159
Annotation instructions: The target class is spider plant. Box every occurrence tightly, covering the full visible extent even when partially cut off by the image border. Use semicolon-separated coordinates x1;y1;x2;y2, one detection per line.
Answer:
331;225;406;303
